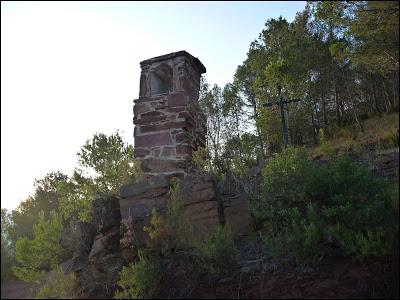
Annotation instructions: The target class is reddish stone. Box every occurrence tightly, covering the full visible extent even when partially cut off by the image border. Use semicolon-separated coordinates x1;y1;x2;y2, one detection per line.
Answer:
140;111;165;118
135;132;173;148
167;93;187;107
175;132;189;143
134;116;167;125
167;107;186;113
176;144;192;155
161;146;176;157
152;148;161;157
134;103;151;116
140;121;188;134
134;148;150;158
140;158;186;173
178;111;195;125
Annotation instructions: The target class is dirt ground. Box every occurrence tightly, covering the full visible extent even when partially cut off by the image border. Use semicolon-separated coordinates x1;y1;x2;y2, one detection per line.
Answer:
1;280;34;299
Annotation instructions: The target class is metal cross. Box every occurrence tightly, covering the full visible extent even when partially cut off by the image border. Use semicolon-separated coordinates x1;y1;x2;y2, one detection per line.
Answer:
263;84;302;147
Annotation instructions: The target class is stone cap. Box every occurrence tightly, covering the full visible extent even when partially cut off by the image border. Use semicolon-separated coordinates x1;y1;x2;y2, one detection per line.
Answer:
140;50;206;74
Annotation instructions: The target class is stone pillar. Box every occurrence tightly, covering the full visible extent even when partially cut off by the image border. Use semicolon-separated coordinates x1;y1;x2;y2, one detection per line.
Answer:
133;51;207;176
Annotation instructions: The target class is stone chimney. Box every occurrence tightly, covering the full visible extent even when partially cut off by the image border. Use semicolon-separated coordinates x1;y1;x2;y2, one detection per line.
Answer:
133;51;207;176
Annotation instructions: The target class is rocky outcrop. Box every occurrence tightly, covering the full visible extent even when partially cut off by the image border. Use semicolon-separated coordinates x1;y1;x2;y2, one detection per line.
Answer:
119;174;222;251
72;196;123;299
353;148;399;181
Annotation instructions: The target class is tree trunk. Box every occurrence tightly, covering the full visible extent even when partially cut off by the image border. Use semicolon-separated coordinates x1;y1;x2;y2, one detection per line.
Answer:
321;91;327;126
382;78;391;112
366;86;373;114
372;75;381;114
332;63;341;126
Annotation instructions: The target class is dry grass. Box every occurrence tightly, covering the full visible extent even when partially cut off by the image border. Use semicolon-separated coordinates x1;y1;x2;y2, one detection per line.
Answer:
311;113;399;159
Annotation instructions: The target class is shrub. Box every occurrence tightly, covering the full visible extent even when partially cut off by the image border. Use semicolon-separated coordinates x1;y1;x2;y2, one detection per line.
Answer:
114;250;161;299
195;224;236;275
34;266;77;299
258;147;397;264
13;211;65;283
144;178;192;254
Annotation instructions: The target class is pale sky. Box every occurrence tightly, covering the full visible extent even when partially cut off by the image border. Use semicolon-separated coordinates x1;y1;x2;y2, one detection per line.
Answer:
1;1;306;210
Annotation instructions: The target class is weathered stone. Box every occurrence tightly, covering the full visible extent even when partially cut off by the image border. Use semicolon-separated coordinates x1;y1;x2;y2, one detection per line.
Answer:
152;147;161;158
134;115;168;125
161;146;176;157
167;107;186;113
120;196;169;219
140;158;186;173
133;51;206;175
75;195;123;299
133;102;151;115
135;132;173;148
140;110;165;118
176;144;192;155
119;174;173;198
134;147;150;157
92;196;121;234
223;196;252;236
72;221;97;259
140;121;188;134
175;131;190;143
167;93;187;107
88;228;120;262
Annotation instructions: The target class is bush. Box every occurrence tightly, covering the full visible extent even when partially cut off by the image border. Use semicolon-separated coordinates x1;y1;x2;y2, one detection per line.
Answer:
13;211;65;283
258;147;397;264
144;178;192;254
195;224;236;275
114;250;161;299
34;266;77;299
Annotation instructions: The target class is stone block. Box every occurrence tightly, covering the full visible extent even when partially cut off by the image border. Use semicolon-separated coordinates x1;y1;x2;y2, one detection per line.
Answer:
161;146;176;157
140;121;188;134
140;158;186;173
134;148;150;158
119;174;173;198
176;144;192;155
134;115;167;125
167;93;187;107
135;132;173;148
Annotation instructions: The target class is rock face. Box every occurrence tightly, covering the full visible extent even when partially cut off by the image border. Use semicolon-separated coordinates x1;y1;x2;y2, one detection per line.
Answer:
355;148;399;181
119;174;222;250
73;196;123;299
133;51;207;176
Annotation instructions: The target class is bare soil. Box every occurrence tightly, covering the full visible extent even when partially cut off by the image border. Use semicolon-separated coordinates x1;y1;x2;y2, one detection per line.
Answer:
1;280;34;299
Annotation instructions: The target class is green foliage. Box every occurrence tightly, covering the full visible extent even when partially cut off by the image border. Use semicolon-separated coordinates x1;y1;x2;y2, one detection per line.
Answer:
195;224;236;275
144;178;192;254
58;131;138;223
114;250;161;299
77;132;136;194
13;211;65;283
1;209;15;282
9;172;68;244
258;147;397;264
191;147;211;172
34;266;77;299
348;1;399;75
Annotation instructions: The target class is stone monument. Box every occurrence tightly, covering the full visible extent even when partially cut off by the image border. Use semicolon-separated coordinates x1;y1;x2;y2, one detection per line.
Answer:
133;51;207;177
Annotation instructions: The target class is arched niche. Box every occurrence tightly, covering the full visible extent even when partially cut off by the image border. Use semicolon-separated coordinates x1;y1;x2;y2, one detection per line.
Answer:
150;64;173;96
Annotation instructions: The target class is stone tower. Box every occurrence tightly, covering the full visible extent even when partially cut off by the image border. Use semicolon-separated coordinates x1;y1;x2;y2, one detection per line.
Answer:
133;51;207;176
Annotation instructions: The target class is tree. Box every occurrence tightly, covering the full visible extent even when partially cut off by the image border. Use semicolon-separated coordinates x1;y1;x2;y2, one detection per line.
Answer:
9;172;68;244
1;209;15;282
58;131;138;223
13;211;65;283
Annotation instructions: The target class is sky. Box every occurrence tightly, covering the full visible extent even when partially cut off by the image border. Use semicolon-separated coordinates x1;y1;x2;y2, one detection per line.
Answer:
1;1;306;210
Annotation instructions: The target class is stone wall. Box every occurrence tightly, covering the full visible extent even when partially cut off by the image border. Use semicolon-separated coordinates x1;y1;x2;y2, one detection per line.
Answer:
134;51;207;176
